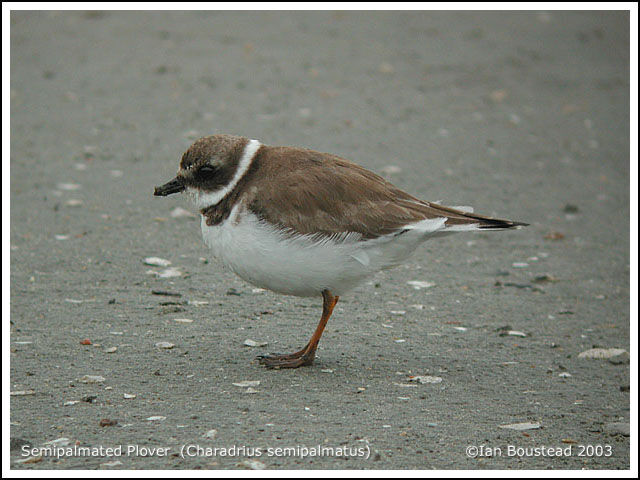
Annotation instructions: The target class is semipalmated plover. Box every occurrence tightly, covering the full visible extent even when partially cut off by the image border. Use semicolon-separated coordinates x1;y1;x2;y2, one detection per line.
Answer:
154;134;527;368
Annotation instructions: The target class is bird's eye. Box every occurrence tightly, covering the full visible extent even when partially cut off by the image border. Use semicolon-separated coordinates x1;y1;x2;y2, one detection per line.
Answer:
199;165;217;176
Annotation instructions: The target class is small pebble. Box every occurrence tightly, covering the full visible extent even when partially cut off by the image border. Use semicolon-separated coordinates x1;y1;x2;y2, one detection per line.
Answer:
378;62;395;74
104;347;117;353
155;342;175;349
489;89;508;102
544;231;565;240
16;456;42;464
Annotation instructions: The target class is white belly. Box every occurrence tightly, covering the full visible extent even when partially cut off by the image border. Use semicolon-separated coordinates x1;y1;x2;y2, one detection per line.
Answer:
199;207;439;297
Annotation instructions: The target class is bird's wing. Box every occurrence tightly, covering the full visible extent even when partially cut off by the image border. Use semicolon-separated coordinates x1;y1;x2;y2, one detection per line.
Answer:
247;147;523;241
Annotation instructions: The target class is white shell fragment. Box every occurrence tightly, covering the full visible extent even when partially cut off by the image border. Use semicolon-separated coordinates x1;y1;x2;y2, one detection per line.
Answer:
243;339;268;347
170;207;197;218
57;182;81;191
123;393;136;399
146;416;166;421
156;267;183;278
237;459;266;470
79;375;105;383
155;342;175;349
44;437;71;447
143;257;172;267
232;380;260;388
499;422;542;431
408;376;443;384
578;348;627;359
380;165;402;175
10;390;36;396
407;281;435;290
173;318;194;324
203;429;218;439
508;331;527;337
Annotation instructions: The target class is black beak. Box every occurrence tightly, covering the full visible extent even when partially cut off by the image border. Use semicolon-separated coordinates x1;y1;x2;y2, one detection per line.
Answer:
154;177;185;197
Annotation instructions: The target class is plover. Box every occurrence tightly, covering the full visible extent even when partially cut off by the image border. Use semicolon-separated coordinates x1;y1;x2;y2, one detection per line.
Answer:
154;134;527;368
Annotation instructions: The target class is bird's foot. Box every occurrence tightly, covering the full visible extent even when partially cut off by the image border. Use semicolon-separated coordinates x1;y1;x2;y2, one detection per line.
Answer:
257;351;315;369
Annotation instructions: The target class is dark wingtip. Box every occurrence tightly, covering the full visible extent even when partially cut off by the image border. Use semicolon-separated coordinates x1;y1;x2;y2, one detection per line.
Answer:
479;219;529;229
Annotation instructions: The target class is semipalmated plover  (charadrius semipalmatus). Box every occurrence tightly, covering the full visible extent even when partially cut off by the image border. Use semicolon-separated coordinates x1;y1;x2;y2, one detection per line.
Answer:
154;134;527;368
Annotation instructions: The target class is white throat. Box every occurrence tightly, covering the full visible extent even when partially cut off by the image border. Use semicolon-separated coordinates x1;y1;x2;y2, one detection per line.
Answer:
188;139;261;209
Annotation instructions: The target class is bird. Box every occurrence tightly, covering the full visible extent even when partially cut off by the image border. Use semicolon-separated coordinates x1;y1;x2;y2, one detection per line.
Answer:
154;134;527;368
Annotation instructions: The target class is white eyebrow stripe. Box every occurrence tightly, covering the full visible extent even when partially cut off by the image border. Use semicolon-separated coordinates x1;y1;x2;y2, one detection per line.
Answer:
190;139;261;209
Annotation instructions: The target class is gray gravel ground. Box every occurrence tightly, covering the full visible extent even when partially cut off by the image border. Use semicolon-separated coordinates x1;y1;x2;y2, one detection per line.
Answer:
9;10;631;470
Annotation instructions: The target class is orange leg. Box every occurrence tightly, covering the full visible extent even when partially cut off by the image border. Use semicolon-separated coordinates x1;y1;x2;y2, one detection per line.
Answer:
257;290;339;369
